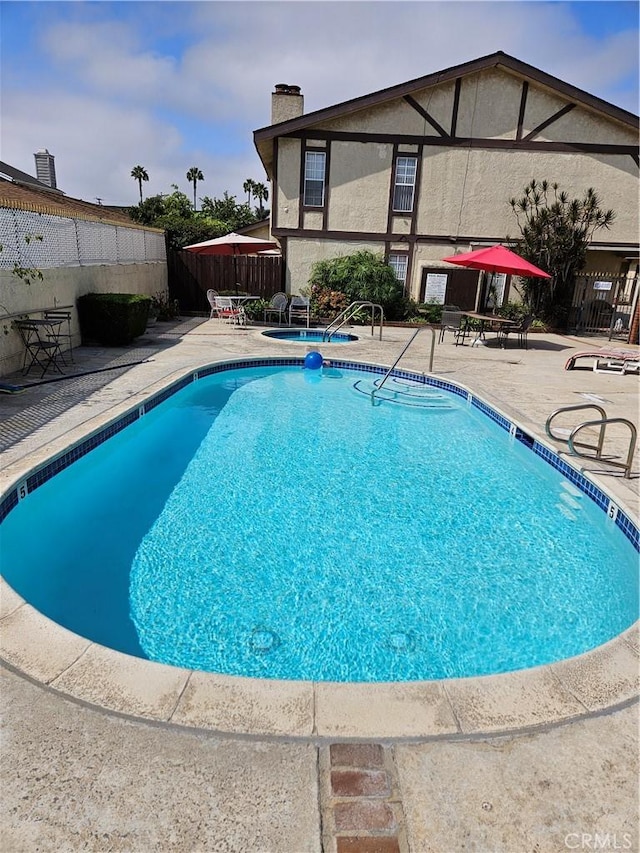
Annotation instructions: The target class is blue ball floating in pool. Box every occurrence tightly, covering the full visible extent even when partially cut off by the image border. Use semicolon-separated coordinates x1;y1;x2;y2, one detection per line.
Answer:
304;350;323;370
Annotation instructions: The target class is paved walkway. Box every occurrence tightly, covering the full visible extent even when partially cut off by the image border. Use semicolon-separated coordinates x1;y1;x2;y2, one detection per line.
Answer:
1;318;638;852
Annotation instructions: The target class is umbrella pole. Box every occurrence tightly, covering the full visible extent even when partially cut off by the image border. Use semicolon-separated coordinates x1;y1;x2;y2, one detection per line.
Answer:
234;250;239;295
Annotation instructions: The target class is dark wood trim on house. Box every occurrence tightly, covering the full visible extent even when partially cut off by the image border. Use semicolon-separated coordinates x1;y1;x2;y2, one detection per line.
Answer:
403;95;449;137
522;103;576;142
281;128;638;158
272;137;279;229
387;146;422;235
516;81;528;141
272;226;640;254
451;79;461;137
299;138;330;229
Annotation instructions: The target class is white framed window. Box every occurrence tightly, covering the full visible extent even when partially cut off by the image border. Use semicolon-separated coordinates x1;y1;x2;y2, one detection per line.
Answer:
304;151;326;207
389;253;408;288
392;156;417;212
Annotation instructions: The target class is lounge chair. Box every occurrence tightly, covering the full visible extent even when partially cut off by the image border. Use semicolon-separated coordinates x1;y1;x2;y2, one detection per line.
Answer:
564;348;640;374
264;292;288;325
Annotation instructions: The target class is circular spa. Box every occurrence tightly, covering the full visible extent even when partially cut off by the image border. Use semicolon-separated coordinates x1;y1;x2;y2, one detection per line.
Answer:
1;362;637;683
261;329;358;343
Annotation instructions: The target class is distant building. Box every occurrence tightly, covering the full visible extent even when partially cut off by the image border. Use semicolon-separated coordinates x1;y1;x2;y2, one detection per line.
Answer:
34;148;57;189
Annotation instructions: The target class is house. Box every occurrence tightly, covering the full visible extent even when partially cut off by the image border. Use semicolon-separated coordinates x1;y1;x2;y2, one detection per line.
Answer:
253;51;639;309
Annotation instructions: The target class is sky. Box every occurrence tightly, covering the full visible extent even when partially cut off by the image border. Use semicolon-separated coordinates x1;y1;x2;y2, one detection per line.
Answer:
1;0;638;209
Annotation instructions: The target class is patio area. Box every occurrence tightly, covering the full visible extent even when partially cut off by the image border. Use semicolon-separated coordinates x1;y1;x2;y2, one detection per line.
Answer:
1;316;638;852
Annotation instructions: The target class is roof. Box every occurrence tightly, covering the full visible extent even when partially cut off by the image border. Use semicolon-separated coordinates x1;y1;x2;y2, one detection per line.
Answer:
254;51;639;171
0;161;64;194
0;179;158;229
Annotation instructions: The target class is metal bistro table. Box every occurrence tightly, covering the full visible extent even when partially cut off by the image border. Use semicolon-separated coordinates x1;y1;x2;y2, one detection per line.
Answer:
14;317;66;377
462;312;517;348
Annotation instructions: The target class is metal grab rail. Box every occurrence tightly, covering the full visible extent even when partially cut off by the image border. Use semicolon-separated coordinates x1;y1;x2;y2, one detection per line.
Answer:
546;403;608;455
322;301;384;342
568;419;637;479
545;403;637;479
371;327;436;406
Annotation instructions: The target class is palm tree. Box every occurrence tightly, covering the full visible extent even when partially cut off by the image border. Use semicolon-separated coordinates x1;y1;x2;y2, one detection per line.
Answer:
186;167;204;211
131;165;149;203
243;178;256;208
253;182;269;218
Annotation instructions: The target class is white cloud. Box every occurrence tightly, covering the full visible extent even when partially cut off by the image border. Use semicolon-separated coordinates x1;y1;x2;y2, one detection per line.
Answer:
2;1;636;206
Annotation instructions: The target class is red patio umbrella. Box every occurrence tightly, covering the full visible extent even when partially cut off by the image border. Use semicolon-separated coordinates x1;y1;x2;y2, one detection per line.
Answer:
184;232;278;294
441;245;551;278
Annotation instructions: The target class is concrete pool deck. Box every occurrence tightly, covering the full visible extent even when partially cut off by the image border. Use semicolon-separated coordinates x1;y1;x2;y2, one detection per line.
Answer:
1;317;638;850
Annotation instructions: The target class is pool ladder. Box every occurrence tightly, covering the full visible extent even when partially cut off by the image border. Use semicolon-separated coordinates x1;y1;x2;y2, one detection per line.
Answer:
322;301;384;342
545;403;637;479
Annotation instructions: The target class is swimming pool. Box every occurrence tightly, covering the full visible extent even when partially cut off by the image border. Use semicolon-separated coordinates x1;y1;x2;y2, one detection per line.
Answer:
261;329;358;343
1;360;637;683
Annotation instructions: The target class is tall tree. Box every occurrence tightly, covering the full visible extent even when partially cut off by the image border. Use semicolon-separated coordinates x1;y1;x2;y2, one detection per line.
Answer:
186;167;204;211
509;180;615;327
243;178;256;208
131;165;149;203
253;182;269;218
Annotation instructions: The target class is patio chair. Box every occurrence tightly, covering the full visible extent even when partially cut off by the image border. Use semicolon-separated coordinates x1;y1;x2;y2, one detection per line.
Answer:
15;319;64;378
288;295;310;328
43;309;74;364
497;314;533;349
206;289;220;318
215;296;244;326
264;292;288;325
438;310;467;345
564;348;640;374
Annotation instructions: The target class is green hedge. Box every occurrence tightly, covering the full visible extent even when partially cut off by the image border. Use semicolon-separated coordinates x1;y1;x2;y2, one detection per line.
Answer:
77;293;151;346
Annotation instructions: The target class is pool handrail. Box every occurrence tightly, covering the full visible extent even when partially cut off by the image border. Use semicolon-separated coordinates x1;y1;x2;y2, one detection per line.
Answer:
546;403;637;479
371;326;436;406
323;301;384;342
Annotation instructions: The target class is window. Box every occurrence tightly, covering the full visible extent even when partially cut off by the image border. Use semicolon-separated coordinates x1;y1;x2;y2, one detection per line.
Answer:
389;254;408;288
304;151;326;207
392;156;417;212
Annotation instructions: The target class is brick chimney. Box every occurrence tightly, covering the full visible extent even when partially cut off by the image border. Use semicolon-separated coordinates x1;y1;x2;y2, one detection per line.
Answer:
271;83;304;125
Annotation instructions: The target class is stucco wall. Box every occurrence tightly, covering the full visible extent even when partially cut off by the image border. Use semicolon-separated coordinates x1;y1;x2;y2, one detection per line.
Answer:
0;261;167;377
286;238;384;294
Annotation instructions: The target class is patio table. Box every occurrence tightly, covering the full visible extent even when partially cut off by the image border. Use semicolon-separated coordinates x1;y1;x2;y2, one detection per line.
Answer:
462;312;517;347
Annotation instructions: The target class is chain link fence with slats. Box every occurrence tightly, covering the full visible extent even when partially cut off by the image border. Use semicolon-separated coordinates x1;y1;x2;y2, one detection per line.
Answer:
0;207;165;269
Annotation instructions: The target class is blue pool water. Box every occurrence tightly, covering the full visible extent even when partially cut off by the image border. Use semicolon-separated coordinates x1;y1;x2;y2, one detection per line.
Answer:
1;365;637;682
261;329;357;342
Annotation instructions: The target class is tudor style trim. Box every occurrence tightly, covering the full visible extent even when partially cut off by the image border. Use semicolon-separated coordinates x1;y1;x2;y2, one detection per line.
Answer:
522;103;577;142
403;95;450;138
255;50;638;145
271;226;640;253
279;128;638;158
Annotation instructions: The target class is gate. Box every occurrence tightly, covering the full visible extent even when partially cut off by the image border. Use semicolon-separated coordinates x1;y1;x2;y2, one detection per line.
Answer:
569;271;638;343
168;250;284;313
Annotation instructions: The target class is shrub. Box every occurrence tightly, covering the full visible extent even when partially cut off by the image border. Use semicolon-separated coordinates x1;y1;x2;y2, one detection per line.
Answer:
77;293;151;345
308;251;405;319
151;291;180;321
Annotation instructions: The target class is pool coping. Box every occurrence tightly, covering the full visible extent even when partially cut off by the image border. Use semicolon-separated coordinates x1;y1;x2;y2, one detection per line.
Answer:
1;355;638;740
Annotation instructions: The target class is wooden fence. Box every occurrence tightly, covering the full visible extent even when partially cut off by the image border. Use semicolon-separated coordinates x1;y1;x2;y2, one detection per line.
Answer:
168;251;284;313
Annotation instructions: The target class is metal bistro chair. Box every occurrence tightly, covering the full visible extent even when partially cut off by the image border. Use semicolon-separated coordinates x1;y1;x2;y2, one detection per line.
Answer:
438;309;468;345
264;292;288;325
206;289;220;319
43;310;74;364
215;296;245;326
15;319;64;378
288;295;310;328
497;314;533;349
